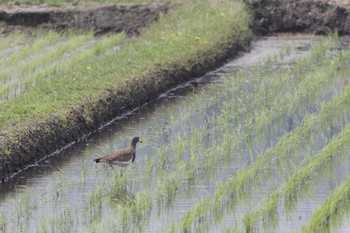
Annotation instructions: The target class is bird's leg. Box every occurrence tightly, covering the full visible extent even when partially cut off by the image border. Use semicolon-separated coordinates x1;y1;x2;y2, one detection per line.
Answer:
109;163;115;170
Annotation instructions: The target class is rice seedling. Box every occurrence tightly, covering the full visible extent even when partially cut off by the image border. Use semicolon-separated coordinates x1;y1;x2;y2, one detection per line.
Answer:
156;145;170;171
18;222;29;233
16;187;36;218
156;171;180;206
117;204;133;232
144;154;157;178
242;122;350;231
131;191;153;223
36;217;47;233
181;199;211;232
85;187;103;224
0;211;6;233
224;227;240;233
81;158;87;185
279;42;293;60
49;206;75;233
103;190;153;232
51;172;69;201
107;168;131;201
301;174;350;233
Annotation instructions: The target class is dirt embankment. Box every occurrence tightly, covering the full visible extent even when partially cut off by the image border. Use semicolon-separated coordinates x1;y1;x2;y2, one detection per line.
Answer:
1;0;350;182
0;3;170;35
246;0;350;35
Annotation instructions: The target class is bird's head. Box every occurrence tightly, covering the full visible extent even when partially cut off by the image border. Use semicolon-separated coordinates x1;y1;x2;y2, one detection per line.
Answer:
131;136;142;146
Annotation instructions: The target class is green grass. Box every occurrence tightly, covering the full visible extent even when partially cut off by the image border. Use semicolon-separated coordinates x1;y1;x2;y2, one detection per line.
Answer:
0;30;123;103
0;32;97;102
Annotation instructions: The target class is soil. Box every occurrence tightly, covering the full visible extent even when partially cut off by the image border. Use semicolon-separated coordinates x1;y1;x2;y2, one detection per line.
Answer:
0;0;350;182
246;0;350;35
0;3;170;35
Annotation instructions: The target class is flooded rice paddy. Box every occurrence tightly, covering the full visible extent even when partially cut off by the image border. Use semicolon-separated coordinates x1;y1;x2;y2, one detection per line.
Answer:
1;35;350;233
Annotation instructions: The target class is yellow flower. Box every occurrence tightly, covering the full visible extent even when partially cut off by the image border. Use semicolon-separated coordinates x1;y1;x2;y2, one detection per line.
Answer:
195;36;201;41
220;12;225;16
87;66;92;70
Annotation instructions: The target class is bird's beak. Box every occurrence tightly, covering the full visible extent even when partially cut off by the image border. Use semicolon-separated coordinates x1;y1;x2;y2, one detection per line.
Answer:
139;140;143;143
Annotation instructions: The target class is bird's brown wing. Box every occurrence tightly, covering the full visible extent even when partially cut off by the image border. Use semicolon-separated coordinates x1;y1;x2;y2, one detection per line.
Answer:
100;147;134;162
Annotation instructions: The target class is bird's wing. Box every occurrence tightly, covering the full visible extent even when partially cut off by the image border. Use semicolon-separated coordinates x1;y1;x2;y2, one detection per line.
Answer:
101;147;134;162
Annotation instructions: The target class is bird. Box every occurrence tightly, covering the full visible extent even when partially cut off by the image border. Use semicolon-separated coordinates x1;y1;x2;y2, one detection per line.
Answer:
93;136;142;169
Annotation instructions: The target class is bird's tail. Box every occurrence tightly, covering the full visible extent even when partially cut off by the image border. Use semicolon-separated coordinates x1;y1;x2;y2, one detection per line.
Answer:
94;158;101;163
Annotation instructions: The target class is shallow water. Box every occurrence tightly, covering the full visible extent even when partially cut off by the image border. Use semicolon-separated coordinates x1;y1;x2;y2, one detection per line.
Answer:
1;35;350;233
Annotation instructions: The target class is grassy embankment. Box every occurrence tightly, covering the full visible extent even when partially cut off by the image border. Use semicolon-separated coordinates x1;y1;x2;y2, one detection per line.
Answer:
0;0;251;180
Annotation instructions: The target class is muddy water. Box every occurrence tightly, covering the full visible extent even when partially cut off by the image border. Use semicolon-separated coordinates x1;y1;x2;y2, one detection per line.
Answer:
1;36;350;233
